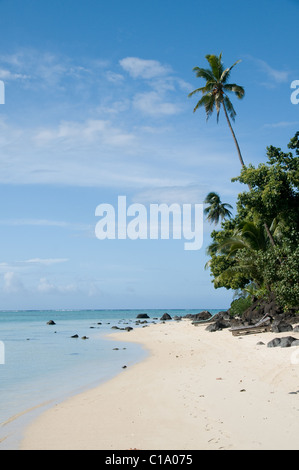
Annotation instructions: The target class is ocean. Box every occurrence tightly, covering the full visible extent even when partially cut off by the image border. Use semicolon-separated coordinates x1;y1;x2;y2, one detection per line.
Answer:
0;308;221;449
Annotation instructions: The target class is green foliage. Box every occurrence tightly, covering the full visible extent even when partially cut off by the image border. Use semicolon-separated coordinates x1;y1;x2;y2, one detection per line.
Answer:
229;296;252;317
188;53;244;123
232;140;299;231
204;192;233;225
257;240;299;309
206;133;299;310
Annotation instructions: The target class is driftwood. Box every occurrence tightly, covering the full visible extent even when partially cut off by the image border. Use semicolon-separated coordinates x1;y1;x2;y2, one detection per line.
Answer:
229;314;272;336
192;316;216;326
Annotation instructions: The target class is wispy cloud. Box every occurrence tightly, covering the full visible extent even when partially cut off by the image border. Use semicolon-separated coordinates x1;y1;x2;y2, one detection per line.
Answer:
119;56;186;117
33;119;136;148
0;258;68;269
264;120;299;128
119;57;172;79
0;49;93;90
258;59;290;83
0;218;90;231
26;258;69;266
37;277;78;294
246;55;291;86
3;272;25;293
133;91;181;116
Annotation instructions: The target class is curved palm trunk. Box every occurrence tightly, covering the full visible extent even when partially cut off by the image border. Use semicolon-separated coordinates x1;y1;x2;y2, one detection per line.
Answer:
222;101;246;168
222;101;277;249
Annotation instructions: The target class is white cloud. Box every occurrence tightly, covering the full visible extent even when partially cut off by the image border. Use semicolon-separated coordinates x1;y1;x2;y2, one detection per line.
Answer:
3;272;24;293
258;60;290;83
119;57;172;79
264;121;299;128
0;49;94;91
26;258;69;266
0;219;90;231
105;71;125;83
38;277;78;294
133;185;209;205
0;68;29;81
133;91;180;116
33;119;136;148
246;56;290;85
0;258;68;271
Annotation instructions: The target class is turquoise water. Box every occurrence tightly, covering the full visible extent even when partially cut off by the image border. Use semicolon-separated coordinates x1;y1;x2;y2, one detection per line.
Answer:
0;308;221;449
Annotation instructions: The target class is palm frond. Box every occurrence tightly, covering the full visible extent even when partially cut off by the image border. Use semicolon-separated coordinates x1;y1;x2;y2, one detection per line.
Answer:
188;81;216;98
220;60;242;84
204;192;221;204
223;96;236;121
205;54;223;80
192;67;215;82
192;93;215;119
224;83;245;99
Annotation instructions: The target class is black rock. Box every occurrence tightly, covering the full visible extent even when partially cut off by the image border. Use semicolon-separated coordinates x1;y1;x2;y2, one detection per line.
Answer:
136;313;150;319
160;313;172;321
212;311;230;322
267;336;297;348
47;320;56;325
271;321;293;333
267;338;281;348
71;334;79;338
125;327;133;332
291;340;299;347
293;325;299;332
205;319;230;332
280;336;297;348
185;311;212;322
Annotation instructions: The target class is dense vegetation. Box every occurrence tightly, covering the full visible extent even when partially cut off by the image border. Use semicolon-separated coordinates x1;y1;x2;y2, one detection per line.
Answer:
206;132;299;313
189;53;298;316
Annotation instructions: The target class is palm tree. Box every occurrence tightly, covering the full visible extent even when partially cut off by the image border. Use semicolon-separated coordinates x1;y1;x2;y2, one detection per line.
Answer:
189;53;277;248
204;192;233;225
188;53;245;167
206;220;270;289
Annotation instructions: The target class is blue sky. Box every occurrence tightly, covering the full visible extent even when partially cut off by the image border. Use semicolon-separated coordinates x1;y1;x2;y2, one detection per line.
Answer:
0;0;298;310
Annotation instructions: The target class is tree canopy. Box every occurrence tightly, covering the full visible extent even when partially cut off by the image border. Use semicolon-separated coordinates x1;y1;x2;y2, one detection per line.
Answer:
206;133;299;311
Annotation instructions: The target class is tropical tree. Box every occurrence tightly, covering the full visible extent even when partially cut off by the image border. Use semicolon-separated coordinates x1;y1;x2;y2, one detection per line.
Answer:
206;220;270;291
188;53;245;167
204;192;233;225
188;53;277;248
205;133;299;310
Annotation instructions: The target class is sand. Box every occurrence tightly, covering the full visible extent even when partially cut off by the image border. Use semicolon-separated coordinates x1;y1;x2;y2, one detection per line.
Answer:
20;319;299;450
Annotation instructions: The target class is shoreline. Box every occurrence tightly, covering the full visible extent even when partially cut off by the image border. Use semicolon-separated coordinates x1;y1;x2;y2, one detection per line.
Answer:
20;319;299;450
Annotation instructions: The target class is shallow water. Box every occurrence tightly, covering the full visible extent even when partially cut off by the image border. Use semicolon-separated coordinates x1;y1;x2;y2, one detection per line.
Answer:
0;308;221;449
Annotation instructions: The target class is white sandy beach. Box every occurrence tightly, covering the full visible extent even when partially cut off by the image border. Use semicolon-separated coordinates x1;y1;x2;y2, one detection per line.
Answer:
20;319;299;450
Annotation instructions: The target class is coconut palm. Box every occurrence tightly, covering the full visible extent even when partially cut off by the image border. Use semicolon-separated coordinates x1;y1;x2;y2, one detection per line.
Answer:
189;53;277;248
204;192;233;225
188;53;245;167
206;220;270;289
